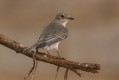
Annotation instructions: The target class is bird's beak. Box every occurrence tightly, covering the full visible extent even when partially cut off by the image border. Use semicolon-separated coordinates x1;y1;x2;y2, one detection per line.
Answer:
66;17;74;20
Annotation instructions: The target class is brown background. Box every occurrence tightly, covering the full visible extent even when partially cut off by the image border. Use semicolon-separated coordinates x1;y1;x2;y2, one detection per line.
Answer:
0;0;119;80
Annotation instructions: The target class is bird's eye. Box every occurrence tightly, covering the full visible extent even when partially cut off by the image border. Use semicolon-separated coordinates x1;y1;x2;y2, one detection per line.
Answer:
61;15;64;18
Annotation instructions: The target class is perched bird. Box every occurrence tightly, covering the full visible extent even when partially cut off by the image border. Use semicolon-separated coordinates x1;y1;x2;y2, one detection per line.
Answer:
26;13;74;57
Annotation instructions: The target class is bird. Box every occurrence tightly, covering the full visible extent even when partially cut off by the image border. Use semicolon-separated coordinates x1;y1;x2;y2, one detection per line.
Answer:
25;13;74;57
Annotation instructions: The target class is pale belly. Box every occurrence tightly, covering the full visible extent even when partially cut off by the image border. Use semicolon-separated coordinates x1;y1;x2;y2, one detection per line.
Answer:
44;42;60;51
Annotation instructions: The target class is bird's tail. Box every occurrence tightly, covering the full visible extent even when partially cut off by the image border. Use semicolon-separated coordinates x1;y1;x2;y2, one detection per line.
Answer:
29;43;39;50
23;41;47;53
24;43;39;53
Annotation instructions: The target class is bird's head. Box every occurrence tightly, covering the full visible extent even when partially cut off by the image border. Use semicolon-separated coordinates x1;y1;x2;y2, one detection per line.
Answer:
55;13;74;26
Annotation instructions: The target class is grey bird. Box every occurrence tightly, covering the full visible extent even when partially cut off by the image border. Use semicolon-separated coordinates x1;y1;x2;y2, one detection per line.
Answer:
26;13;74;57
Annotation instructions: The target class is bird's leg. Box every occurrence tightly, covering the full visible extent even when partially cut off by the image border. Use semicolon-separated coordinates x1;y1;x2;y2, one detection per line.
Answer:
47;51;50;55
56;50;61;58
46;50;51;59
36;46;39;53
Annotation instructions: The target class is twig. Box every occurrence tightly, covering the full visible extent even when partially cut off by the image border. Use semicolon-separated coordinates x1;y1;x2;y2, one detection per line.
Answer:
55;66;60;80
0;34;101;79
64;69;69;80
24;53;38;80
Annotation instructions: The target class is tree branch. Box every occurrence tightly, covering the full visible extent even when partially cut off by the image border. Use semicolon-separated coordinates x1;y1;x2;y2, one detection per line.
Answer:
0;34;100;77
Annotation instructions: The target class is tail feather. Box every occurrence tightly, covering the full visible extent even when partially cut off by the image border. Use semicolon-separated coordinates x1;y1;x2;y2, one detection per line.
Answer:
23;43;39;53
29;43;39;50
27;43;39;51
24;42;47;53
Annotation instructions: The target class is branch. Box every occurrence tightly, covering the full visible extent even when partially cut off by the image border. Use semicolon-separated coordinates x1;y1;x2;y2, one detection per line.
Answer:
0;34;100;77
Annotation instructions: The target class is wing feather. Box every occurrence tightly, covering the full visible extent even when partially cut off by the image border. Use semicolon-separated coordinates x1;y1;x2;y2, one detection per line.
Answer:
44;27;68;46
39;22;68;47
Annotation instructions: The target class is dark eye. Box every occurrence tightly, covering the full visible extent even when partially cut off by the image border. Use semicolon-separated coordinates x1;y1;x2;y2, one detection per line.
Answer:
61;15;64;18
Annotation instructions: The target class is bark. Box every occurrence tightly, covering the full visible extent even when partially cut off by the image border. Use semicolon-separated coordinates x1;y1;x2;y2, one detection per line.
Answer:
0;34;100;77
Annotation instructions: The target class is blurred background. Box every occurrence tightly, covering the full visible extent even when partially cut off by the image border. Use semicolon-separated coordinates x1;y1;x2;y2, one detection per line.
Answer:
0;0;119;80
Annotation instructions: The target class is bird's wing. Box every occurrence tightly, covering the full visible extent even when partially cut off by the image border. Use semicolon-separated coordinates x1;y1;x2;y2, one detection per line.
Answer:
38;22;68;47
25;22;69;52
28;22;68;49
44;27;68;46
